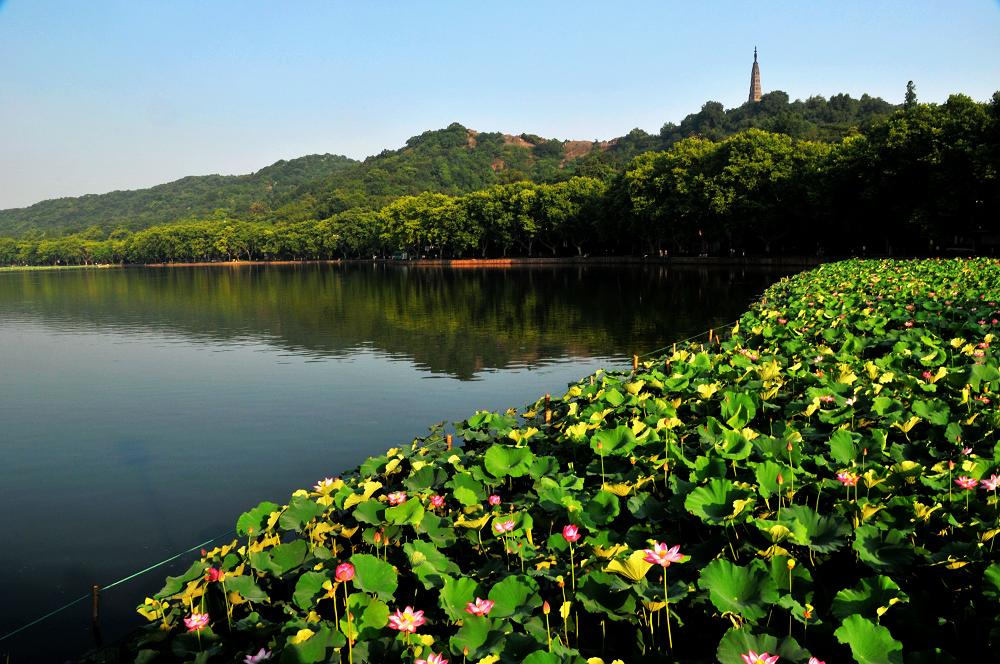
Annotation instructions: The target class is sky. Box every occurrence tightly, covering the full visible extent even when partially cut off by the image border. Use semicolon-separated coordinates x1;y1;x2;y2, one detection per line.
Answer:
1;1;999;210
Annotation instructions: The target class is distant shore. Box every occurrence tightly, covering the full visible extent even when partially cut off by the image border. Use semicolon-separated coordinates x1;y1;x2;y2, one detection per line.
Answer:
1;255;828;273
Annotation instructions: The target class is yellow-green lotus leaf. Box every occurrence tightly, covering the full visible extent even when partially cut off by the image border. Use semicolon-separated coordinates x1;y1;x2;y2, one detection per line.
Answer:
605;550;654;582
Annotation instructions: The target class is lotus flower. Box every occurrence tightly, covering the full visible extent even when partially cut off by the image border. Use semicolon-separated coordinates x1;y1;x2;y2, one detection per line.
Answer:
643;542;683;567
335;562;355;582
488;494;501;506
562;524;581;543
807;658;825;664
387;491;407;506
465;597;495;616
982;474;1000;491
956;476;979;490
493;519;515;534
741;651;779;664
836;471;859;487
244;648;272;664
205;567;223;582
314;477;335;492
415;653;448;664
430;494;445;508
184;612;210;632
388;606;426;633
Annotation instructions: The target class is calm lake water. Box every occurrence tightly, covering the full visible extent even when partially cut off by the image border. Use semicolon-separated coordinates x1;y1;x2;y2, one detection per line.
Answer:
0;262;793;661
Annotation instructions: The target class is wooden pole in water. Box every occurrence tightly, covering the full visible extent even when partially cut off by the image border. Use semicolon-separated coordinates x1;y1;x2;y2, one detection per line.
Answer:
91;585;100;628
709;329;714;344
445;434;452;451
544;394;551;424
632;354;639;371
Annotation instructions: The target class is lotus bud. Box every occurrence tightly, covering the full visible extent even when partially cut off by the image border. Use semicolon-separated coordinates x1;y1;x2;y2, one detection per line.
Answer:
786;558;796;570
543;601;551;615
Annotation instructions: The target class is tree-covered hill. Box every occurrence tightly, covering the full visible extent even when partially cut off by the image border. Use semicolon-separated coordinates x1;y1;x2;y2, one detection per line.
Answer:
0;92;897;238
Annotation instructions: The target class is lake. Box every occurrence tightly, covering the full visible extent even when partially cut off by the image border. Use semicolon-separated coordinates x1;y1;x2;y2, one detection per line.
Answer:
0;262;793;660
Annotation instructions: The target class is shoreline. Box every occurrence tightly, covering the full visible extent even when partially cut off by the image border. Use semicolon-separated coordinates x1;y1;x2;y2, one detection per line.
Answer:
2;255;829;273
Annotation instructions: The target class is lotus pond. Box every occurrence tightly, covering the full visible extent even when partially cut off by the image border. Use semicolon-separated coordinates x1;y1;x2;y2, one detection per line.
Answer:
131;259;1000;663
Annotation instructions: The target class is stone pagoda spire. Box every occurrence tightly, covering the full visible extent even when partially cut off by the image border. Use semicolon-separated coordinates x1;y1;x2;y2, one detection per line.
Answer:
748;47;762;103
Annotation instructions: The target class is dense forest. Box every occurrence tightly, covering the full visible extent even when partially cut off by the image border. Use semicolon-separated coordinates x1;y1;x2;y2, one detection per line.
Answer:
1;90;997;265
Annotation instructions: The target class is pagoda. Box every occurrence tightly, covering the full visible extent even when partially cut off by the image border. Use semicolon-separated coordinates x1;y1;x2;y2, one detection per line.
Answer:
748;47;762;103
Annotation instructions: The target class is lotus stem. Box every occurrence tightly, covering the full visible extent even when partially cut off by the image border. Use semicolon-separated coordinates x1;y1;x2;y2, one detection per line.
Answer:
569;542;576;592
663;571;673;650
343;582;353;664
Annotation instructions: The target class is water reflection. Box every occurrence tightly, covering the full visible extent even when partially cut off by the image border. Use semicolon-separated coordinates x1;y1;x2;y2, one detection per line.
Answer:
0;263;786;379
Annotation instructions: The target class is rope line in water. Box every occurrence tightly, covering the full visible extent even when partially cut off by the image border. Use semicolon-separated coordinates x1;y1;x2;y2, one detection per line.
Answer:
0;530;235;643
637;317;741;360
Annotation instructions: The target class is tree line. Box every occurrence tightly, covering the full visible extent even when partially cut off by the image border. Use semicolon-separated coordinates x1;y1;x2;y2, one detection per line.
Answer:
1;92;996;266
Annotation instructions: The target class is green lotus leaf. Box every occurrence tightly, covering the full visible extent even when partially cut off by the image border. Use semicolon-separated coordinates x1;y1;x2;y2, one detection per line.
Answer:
576;571;637;619
236;500;280;537
154;561;205;599
911;399;951;426
521;651;559;664
716;629;809;664
284;623;344;664
834;615;904;664
353;499;385;525
385;498;425;526
698;559;778;622
279;495;326;532
440;575;479;621
755;461;796;499
404;540;459;589
583;490;620;526
721;390;757;429
292;571;329;610
684;478;754;525
828;429;861;465
488;574;541;618
602;387;626;407
853;525;919;572
484;444;535;478
831;575;908;621
351;552;398;600
404;465;441;492
591;425;639;456
346;591;389;641
250;539;308;577
449;615;494;657
781;504;850;553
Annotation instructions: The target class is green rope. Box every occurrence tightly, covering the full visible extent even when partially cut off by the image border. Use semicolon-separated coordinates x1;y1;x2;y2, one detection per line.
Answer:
0;529;235;643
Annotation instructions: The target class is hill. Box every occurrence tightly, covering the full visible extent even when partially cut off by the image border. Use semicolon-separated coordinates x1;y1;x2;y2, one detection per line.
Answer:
0;92;898;238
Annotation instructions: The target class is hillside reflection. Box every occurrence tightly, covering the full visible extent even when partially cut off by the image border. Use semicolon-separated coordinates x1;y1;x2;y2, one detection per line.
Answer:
0;263;791;379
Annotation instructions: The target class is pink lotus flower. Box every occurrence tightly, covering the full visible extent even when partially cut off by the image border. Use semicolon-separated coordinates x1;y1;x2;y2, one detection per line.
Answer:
643;542;683;567
387;491;407;506
205;567;223;582
956;476;979;490
465;597;495;616
488;494;501;506
429;494;445;508
904;321;914;328
922;371;933;380
741;651;779;664
335;562;355;582
493;519;515;534
982;474;1000;491
388;606;426;633
777;318;787;325
807;658;825;664
562;524;581;543
314;477;335;492
184;612;210;632
244;649;272;664
819;395;834;404
836;471;859;487
962;447;973;456
415;653;448;664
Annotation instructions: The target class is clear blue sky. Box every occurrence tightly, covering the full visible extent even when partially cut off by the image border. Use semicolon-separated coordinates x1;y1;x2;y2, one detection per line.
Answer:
1;1;998;210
